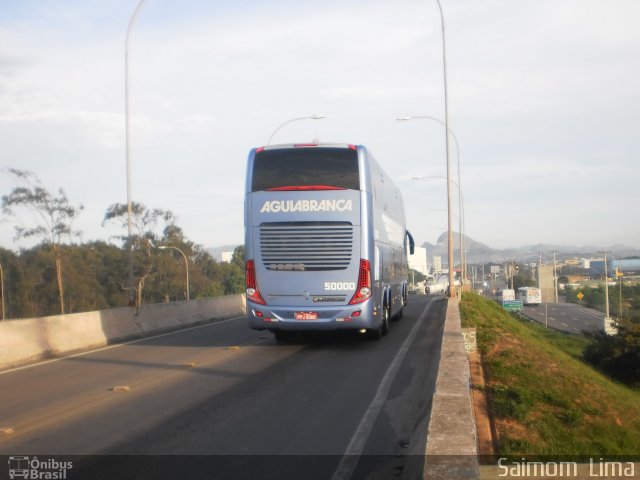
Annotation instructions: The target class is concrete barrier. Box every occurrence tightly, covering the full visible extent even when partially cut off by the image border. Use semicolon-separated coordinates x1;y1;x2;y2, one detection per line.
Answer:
424;297;479;479
0;294;246;370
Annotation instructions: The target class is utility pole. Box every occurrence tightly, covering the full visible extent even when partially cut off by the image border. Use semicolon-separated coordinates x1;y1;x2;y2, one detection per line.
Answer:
552;251;558;303
538;252;542;290
603;251;611;322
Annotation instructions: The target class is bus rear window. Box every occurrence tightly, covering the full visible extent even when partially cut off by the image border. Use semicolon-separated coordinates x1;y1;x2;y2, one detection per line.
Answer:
251;147;360;192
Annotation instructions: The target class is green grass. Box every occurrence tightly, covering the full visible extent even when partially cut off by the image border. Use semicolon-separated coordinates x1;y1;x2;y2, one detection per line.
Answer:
460;292;640;456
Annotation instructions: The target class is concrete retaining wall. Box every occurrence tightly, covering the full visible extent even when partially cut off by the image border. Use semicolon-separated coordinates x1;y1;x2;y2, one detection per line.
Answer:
424;297;480;479
0;294;246;370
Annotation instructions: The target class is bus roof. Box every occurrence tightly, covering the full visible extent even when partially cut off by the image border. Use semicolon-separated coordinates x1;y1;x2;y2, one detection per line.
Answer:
257;143;358;152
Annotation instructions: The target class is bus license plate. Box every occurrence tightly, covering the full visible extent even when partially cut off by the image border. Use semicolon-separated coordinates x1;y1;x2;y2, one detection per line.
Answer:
295;312;318;320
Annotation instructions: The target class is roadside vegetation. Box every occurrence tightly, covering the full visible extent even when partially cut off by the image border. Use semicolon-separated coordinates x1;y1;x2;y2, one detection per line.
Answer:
564;284;640;387
565;283;640;323
460;292;640;456
0;169;245;319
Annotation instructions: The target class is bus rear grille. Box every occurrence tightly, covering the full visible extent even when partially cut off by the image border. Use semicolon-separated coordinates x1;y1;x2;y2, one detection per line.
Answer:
260;222;354;271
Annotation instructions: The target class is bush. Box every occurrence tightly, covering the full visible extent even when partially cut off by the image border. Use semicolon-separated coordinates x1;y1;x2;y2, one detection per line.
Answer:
584;318;640;388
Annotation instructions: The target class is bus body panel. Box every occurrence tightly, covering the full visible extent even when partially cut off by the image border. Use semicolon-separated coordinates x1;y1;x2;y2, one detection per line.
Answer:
245;144;409;334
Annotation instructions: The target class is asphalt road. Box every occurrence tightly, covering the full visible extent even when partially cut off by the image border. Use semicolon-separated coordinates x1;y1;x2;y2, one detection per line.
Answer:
0;295;446;480
520;302;604;334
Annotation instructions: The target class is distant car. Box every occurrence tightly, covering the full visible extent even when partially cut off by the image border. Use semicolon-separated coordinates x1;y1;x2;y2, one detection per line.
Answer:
476;288;483;294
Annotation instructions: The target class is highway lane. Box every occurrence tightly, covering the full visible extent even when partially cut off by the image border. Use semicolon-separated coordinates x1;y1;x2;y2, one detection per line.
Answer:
521;302;604;334
0;295;446;479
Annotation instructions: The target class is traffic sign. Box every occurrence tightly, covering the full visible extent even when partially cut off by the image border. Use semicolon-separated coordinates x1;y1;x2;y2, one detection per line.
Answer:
502;300;523;312
577;292;584;300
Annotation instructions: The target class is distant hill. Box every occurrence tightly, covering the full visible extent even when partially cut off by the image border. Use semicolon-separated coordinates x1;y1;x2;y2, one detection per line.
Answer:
421;233;640;263
207;238;639;265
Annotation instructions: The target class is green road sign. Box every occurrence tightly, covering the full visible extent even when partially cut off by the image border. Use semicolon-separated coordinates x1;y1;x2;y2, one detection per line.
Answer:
502;300;523;312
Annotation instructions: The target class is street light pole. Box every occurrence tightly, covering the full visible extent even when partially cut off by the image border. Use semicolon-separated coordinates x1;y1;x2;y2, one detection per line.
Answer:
553;251;558;302
411;174;465;292
158;246;190;301
432;0;455;298
125;0;148;308
267;114;326;145
599;250;611;323
399;115;465;287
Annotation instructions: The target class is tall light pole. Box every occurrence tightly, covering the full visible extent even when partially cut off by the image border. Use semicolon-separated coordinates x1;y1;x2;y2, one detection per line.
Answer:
125;0;148;307
409;0;454;297
267;114;326;145
411;175;465;290
599;250;611;324
398;115;465;286
432;0;454;298
158;245;190;301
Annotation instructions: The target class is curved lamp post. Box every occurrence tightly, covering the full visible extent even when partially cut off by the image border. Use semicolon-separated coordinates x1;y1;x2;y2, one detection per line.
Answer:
397;115;465;283
158;245;190;301
125;0;148;307
267;114;326;145
433;0;455;298
412;175;466;292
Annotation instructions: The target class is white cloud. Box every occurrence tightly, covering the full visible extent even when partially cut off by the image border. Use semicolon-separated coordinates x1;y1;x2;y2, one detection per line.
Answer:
1;0;639;250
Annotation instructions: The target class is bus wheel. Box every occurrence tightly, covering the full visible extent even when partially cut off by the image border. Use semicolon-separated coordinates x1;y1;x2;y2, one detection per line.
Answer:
274;330;291;343
381;303;390;336
367;325;382;341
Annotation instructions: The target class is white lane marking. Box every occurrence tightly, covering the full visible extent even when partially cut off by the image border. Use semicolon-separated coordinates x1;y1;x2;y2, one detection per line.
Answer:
331;300;435;480
561;322;569;327
0;316;245;376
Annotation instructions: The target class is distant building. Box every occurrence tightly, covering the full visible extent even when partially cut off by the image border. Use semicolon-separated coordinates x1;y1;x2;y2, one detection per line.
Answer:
409;247;428;277
433;255;442;274
590;258;640;276
221;251;234;263
539;264;556;303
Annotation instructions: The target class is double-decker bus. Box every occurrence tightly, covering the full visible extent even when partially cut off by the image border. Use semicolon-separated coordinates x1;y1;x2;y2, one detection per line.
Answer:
244;143;414;341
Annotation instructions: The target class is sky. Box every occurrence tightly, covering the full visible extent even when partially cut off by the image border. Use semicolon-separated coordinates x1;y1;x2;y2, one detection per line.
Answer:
1;0;639;252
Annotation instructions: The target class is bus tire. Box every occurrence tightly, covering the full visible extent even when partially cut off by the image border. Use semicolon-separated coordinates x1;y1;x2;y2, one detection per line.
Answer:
381;302;390;336
367;325;382;341
274;330;291;343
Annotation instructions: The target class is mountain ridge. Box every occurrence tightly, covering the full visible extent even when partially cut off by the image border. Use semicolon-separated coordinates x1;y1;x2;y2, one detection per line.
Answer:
421;233;640;263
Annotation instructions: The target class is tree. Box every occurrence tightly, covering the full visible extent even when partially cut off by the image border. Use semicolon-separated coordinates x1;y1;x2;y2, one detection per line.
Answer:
513;272;536;290
103;202;176;307
2;169;83;314
221;246;245;295
584;318;640;388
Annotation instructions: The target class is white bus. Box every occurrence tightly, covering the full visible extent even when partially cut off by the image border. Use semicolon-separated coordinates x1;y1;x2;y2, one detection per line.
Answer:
244;143;414;341
517;287;542;306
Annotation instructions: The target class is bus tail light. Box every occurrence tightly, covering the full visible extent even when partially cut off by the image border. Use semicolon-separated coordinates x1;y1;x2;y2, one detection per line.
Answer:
246;260;266;305
349;259;372;305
